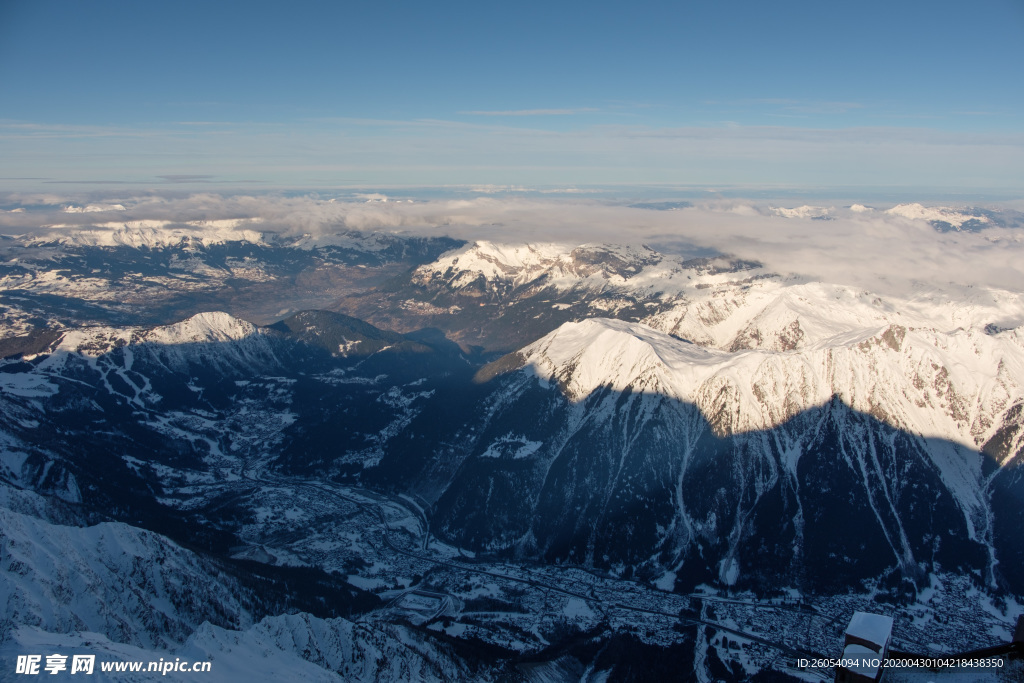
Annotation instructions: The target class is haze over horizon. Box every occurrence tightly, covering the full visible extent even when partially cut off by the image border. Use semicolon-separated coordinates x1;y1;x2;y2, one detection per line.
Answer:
2;0;1022;192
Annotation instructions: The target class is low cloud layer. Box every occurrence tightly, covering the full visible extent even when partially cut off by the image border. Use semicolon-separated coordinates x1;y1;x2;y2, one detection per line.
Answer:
2;192;1022;297
3;119;1023;190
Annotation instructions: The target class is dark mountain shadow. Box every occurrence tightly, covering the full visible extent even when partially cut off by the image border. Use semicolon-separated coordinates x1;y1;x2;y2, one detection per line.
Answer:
987;406;1024;591
0;313;469;622
267;309;434;357
0;310;472;491
2;311;1020;602
362;361;1022;598
0;327;64;358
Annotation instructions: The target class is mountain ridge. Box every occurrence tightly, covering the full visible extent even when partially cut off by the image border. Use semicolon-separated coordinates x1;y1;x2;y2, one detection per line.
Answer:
1;227;1023;679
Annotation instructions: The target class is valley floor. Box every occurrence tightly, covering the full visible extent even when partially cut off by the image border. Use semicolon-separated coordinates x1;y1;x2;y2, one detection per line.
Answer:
185;450;1023;681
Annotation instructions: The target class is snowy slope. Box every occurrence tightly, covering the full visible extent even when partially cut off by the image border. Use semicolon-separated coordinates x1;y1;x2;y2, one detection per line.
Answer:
51;311;263;355
1;612;487;683
520;318;1024;455
0;508;251;650
10;313;285;406
412;240;663;294
25;223;266;248
413;240;1024;351
424;313;1024;590
512;318;1024;549
885;203;989;228
14;221;446;253
181;613;483;682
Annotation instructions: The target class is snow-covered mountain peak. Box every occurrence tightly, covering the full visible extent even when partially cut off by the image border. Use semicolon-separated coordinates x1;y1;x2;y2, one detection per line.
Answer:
517;316;1024;453
520;318;714;400
413;241;666;293
145;311;260;345
770;205;833;219
885;203;990;229
27;222;267;248
409;240;1024;357
63;204;127;213
435;240;571;277
54;312;261;357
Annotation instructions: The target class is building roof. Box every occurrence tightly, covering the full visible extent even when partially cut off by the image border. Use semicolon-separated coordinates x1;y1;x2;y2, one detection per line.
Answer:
845;612;894;650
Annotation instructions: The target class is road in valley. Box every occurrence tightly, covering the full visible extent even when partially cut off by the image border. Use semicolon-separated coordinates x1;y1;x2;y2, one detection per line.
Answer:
241;458;835;679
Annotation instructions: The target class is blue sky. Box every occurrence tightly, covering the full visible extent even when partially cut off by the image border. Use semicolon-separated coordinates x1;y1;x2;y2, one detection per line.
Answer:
2;0;1023;192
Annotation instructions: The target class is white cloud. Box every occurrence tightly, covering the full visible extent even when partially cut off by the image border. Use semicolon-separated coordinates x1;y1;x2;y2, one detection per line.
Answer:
2;193;1022;299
